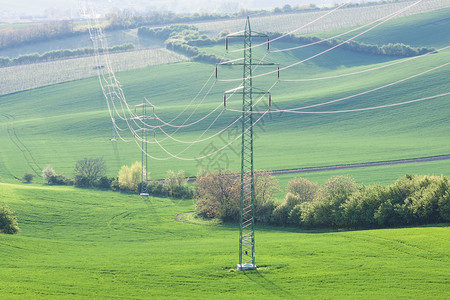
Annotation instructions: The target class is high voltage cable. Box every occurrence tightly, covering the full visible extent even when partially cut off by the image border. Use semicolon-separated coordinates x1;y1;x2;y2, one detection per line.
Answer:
276;92;450;114
85;0;231;135
228;3;348;54
153;79;279;145
269;0;423;53
282;45;449;82
225;61;450;114
136;110;270;161
219;0;425;83
85;0;443;162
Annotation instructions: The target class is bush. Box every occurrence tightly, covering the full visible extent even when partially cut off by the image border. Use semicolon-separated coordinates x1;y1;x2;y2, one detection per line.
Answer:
301;176;358;228
118;162;142;192
165;170;187;197
74;157;106;187
148;181;169;197
272;193;301;226
96;176;114;189
42;165;56;183
195;170;279;222
0;205;19;234
195;170;240;221
49;174;72;185
342;185;388;228
22;173;34;183
286;177;318;203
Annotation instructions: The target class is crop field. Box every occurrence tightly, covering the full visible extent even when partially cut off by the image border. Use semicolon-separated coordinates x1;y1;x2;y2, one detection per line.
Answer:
195;0;450;37
0;182;448;298
0;4;449;299
0;48;187;96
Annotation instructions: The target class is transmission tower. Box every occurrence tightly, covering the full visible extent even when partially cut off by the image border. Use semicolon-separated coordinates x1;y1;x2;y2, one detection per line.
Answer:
134;103;154;197
220;16;277;271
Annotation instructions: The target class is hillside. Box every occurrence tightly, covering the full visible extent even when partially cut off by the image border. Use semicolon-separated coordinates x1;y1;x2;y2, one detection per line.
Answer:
1;7;449;183
0;182;448;298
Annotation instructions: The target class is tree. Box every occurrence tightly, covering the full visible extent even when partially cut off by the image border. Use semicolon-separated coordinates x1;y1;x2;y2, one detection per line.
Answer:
117;162;142;192
195;170;279;222
74;157;106;187
286;177;318;203
42;165;56;183
22;173;34;183
0;205;19;234
165;170;188;197
196;170;240;221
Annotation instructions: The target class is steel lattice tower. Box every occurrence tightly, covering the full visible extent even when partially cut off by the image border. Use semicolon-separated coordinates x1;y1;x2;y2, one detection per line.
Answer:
238;16;257;270
134;103;153;197
219;17;276;271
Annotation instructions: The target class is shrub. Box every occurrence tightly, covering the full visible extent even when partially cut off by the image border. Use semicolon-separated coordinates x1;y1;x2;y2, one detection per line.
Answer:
42;165;56;183
165;170;187;197
22;173;34;183
342;185;388;228
286;177;318;203
0;205;19;234
272;193;301;226
438;189;450;222
195;170;240;221
148;181;169;197
49;174;72;185
74;157;106;187
118;162;142;192
95;176;114;189
301;176;358;228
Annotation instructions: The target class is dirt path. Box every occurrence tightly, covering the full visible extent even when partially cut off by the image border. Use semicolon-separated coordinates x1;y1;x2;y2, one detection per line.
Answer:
185;154;450;181
270;154;450;176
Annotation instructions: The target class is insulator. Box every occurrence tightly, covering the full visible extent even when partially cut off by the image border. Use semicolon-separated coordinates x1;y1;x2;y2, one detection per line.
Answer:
215;66;218;78
269;95;272;107
226;38;229;51
223;94;227;107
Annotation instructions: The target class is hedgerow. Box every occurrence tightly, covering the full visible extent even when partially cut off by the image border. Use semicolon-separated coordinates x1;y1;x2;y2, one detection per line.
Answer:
195;173;450;229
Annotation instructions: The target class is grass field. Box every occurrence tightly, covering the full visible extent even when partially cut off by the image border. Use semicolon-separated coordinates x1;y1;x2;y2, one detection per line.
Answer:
0;182;448;298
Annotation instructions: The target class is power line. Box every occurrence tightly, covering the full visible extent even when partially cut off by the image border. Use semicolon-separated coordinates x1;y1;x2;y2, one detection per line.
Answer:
228;3;348;54
277;92;450;114
282;45;449;82
219;0;425;83
224;59;450;114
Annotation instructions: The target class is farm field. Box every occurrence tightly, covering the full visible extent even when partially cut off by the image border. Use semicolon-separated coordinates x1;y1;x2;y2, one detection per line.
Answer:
0;48;187;96
0;182;448;298
0;43;448;181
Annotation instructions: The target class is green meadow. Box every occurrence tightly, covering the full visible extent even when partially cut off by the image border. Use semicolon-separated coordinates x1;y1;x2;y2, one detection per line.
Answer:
0;182;448;298
0;5;449;298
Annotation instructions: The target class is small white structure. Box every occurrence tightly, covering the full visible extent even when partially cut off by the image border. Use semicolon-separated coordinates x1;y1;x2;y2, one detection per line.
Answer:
237;263;257;271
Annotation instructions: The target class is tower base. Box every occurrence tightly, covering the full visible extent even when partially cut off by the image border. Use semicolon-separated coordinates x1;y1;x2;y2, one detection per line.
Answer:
237;263;257;271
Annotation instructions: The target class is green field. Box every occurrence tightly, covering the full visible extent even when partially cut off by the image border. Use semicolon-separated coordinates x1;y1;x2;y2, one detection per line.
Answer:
1;5;450;299
0;182;448;298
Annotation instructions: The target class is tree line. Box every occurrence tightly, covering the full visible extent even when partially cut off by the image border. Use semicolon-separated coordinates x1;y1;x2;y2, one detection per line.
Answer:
138;25;223;64
272;34;436;57
138;24;435;66
8;160;449;235
195;171;450;229
0;43;134;67
0;20;77;50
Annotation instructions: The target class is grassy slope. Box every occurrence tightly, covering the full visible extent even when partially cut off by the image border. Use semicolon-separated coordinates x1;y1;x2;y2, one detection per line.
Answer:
0;8;448;184
0;182;448;298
